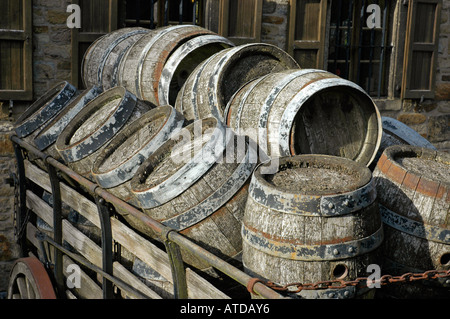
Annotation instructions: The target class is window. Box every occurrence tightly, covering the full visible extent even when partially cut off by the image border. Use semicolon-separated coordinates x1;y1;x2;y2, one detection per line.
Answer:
402;0;442;99
0;0;33;101
327;0;392;97
289;0;393;97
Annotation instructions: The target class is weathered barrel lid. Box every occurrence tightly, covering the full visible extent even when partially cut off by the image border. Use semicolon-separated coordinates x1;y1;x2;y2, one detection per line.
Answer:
250;155;376;217
91;105;185;188
14;81;78;138
158;34;235;106
131;117;232;208
55;86;138;163
34;86;103;151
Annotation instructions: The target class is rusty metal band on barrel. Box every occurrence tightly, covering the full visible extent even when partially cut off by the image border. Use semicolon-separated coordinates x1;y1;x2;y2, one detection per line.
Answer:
92;107;185;189
161;141;258;231
133;120;232;209
159;34;235;106
57;90;137;163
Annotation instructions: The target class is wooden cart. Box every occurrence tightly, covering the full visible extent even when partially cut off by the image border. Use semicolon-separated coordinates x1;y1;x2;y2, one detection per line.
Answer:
7;134;282;300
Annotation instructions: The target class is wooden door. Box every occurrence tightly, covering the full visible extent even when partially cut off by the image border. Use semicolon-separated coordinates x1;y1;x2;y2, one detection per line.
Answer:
218;0;263;45
288;0;328;69
402;0;442;99
0;0;33;100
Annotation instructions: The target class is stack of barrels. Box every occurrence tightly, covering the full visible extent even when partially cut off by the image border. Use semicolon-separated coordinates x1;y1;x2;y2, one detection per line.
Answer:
14;25;448;299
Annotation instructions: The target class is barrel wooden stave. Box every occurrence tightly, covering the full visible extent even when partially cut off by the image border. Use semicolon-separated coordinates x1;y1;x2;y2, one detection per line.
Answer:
55;87;154;181
175;43;300;123
130;118;258;273
82;27;150;89
242;155;383;298
91;105;185;203
373;145;450;298
226;69;382;167
118;25;219;105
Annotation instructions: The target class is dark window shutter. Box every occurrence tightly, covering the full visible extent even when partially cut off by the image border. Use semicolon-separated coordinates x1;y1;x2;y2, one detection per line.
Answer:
288;0;328;69
402;0;442;99
218;0;263;45
0;0;33;101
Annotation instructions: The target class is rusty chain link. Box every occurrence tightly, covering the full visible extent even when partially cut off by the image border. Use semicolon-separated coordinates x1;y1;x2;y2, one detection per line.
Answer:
261;269;450;293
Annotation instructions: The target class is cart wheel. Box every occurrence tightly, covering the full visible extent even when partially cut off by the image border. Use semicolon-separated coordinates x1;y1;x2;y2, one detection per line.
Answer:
7;257;57;299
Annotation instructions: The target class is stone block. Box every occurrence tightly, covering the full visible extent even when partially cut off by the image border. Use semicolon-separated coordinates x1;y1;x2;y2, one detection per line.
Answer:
427;114;450;142
397;113;427;125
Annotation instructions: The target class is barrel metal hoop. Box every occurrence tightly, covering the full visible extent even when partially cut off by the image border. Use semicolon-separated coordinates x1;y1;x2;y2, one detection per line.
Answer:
134;121;232;208
380;204;450;244
249;174;375;217
136;25;190;100
381;117;437;150
258;69;327;156
278;77;374;157
34;86;103;151
97;29;149;86
93;108;185;188
162;142;257;231
208;43;258;122
58;90;137;163
159;34;234;106
15;82;78;138
241;225;384;261
189;54;216;120
320;181;377;216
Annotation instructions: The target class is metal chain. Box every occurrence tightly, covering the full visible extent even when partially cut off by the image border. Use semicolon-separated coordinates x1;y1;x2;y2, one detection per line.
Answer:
263;269;450;293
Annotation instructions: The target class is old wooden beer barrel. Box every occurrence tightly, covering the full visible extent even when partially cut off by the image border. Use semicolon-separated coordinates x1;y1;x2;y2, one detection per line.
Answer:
158;34;234;106
14;81;78;138
373;145;450;298
226;69;382;167
91;105;185;203
34;86;103;160
82;27;150;90
175;43;300;123
370;116;437;170
242;155;383;299
118;25;230;106
130;117;258;273
55;87;154;180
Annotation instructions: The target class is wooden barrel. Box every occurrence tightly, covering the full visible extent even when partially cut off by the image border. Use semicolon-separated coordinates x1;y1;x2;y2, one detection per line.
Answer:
91;105;185;203
34;86;103;161
242;155;383;299
373;145;450;298
130;117;258;274
175;43;300;123
118;25;229;106
81;27;150;90
158;34;234;106
14;81;78;138
55;87;154;180
370;116;437;170
226;69;382;167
